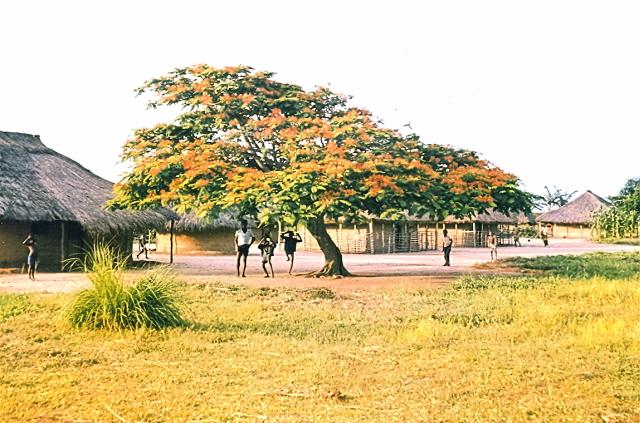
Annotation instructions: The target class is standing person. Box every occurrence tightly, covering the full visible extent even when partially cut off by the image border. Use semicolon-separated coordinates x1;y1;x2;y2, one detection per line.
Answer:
487;232;498;260
540;226;549;247
22;234;38;280
442;229;453;266
136;234;148;259
258;234;276;278
280;229;303;275
513;229;521;247
235;219;255;277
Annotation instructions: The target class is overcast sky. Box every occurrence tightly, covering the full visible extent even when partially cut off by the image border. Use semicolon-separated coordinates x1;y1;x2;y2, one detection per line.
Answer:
1;0;639;198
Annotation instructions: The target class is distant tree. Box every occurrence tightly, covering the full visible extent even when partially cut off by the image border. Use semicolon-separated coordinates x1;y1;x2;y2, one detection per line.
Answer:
617;177;640;197
538;186;577;210
110;65;533;276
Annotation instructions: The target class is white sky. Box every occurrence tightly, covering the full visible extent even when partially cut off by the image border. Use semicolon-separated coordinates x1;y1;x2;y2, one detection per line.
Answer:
1;0;639;198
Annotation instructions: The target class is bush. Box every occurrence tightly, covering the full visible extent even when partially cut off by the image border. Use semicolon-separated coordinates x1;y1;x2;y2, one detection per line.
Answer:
65;243;185;330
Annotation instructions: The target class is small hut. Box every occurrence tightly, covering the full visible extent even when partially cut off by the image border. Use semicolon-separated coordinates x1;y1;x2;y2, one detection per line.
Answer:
155;213;267;255
536;190;611;239
0;131;173;271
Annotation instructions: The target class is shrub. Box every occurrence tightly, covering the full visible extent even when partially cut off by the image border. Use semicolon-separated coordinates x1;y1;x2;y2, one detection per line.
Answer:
65;243;185;330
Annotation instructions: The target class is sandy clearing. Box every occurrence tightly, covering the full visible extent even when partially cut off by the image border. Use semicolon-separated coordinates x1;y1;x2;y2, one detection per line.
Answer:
1;239;638;294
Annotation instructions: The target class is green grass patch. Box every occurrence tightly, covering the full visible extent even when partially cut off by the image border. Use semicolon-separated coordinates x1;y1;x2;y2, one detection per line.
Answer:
0;294;32;322
1;272;639;421
505;251;640;278
65;243;185;330
597;238;640;246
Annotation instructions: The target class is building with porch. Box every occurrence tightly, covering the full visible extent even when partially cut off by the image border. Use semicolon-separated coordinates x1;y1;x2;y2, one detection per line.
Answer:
0;131;172;271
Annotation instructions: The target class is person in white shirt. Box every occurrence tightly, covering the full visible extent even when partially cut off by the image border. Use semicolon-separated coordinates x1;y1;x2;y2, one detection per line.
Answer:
442;229;453;266
235;219;255;277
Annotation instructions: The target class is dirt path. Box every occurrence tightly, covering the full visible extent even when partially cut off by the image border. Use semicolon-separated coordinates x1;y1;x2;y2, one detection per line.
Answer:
1;239;638;294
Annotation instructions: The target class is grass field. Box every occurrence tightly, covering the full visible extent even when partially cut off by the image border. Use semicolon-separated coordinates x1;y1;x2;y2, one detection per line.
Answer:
597;238;640;247
1;254;640;422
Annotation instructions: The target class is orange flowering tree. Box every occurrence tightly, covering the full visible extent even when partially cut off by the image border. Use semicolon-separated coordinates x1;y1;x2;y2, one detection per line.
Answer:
111;65;532;276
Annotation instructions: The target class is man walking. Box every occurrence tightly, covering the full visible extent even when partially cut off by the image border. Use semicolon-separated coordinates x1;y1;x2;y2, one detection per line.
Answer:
235;219;255;277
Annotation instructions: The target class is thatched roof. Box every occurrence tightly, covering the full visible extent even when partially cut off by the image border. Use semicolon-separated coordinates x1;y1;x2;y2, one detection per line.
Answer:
443;210;536;225
536;191;611;224
0;131;175;235
169;212;246;233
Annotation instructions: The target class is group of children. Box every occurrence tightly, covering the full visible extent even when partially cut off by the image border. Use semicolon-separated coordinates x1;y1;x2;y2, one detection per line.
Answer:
234;219;302;278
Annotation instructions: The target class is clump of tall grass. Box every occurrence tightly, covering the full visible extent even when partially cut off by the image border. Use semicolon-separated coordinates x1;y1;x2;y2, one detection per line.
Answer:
65;243;184;330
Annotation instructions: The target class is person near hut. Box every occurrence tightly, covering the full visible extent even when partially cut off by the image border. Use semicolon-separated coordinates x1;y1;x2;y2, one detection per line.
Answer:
136;233;149;259
22;234;38;280
442;229;453;266
258;234;276;278
487;232;498;260
540;226;549;247
280;229;303;275
235;219;255;277
513;227;521;247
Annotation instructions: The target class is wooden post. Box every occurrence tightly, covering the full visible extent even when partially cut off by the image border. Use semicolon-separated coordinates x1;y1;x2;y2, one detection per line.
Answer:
60;222;66;271
381;222;385;251
435;222;439;251
169;219;175;265
454;223;458;247
369;220;375;254
472;222;477;247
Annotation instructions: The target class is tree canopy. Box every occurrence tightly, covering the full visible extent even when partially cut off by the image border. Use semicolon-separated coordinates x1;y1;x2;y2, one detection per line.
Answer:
111;65;533;275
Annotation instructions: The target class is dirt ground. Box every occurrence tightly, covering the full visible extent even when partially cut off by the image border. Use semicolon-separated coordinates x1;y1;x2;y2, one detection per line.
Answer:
2;239;639;294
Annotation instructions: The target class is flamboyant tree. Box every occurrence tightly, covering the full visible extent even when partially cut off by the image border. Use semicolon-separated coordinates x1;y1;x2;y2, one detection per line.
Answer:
110;65;532;276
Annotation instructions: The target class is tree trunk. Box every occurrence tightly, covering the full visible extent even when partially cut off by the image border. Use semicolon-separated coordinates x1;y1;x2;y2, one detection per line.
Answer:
306;216;351;277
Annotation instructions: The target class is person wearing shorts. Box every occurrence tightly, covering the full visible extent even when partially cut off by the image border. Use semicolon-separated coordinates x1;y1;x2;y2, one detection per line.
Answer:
235;219;255;277
280;230;302;275
258;235;276;278
22;234;38;280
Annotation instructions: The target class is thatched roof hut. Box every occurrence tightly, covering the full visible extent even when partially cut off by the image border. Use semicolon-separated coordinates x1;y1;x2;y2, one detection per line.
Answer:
0;131;175;270
169;212;244;233
443;210;535;225
0;131;172;235
536;191;611;225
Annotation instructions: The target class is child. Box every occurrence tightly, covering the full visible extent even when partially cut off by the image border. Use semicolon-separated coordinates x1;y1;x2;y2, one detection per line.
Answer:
22;234;38;280
487;232;498;260
258;235;276;278
280;230;303;275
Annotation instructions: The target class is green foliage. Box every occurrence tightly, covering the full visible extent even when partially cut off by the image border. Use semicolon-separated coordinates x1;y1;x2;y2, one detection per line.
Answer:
111;64;533;232
593;178;640;239
505;252;640;279
0;294;31;322
515;224;537;238
65;243;184;330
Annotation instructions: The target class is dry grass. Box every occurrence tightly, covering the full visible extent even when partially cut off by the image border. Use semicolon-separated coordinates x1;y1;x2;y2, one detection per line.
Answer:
1;273;640;422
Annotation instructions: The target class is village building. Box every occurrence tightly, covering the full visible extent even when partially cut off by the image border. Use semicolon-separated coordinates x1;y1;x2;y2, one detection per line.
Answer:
155;209;535;256
0;131;173;271
535;190;611;239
